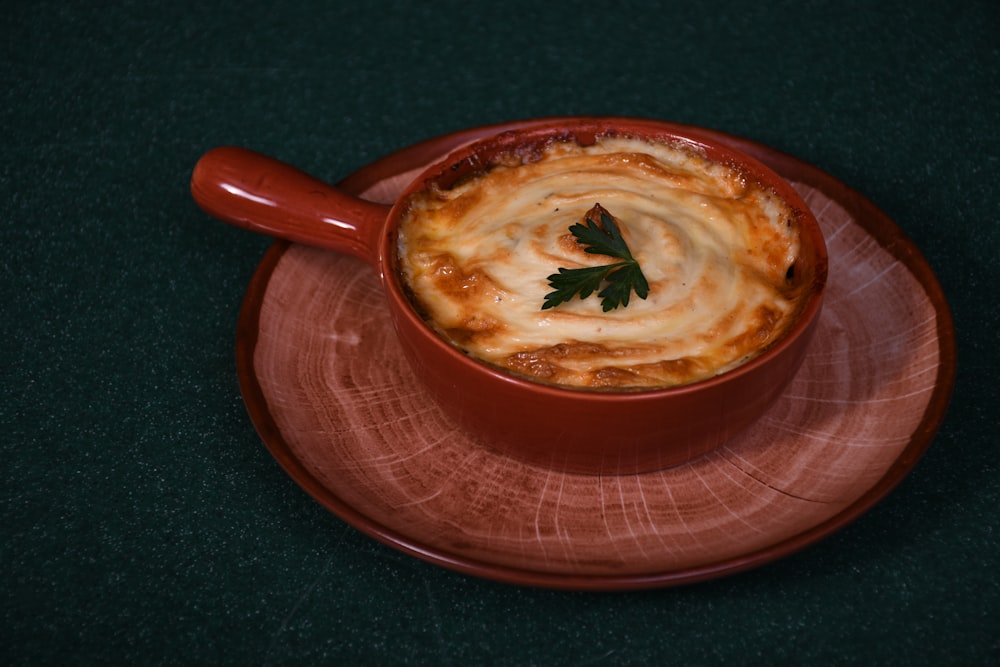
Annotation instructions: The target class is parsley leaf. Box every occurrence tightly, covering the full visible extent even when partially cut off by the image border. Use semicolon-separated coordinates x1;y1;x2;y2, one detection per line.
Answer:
599;259;650;310
542;204;650;311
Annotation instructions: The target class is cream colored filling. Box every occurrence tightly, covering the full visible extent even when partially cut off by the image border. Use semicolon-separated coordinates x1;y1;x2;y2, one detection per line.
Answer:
397;136;803;389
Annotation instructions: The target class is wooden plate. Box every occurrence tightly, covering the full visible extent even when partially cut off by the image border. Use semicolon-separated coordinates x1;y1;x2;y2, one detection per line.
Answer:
235;120;956;590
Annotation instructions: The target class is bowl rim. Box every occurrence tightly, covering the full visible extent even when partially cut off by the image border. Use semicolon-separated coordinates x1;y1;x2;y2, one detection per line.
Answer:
378;116;829;400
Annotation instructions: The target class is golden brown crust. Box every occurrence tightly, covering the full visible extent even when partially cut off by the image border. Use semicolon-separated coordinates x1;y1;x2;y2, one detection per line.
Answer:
397;136;808;390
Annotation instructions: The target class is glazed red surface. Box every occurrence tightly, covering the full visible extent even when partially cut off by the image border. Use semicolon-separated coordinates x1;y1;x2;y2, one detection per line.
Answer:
192;117;828;474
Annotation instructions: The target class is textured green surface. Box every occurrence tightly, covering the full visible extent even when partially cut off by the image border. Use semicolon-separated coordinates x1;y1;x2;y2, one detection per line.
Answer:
3;1;997;664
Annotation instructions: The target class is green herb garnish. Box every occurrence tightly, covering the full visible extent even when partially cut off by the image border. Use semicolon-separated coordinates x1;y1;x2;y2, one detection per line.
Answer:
542;204;650;311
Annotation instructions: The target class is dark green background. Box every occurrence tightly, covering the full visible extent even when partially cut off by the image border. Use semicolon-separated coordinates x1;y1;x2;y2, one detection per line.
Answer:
4;1;997;664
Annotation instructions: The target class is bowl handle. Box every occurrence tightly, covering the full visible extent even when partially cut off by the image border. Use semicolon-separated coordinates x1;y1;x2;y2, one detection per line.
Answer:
190;146;390;267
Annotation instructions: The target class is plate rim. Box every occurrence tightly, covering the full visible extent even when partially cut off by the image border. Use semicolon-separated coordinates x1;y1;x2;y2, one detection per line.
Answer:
234;118;957;590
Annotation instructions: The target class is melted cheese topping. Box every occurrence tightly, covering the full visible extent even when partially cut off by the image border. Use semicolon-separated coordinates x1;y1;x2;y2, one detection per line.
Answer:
397;136;805;390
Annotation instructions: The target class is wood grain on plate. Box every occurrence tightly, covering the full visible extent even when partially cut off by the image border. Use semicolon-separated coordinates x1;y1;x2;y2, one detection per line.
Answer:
235;122;955;590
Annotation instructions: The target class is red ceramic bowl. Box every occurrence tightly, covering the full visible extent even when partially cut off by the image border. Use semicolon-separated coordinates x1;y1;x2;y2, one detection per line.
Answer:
191;118;828;474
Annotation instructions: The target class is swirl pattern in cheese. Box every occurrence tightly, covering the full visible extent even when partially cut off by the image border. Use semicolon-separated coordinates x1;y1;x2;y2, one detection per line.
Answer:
397;136;805;390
